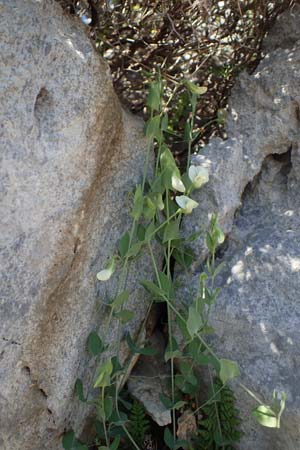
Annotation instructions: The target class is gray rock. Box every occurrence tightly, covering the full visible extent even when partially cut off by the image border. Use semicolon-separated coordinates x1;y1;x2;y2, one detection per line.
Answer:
263;4;300;52
0;1;156;449
182;21;300;265
178;8;300;450
127;330;172;427
209;151;300;450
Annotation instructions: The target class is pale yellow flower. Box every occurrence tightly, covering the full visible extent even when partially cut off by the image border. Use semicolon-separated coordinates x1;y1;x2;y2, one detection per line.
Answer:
175;195;199;214
188;165;209;189
171;175;186;193
96;257;115;282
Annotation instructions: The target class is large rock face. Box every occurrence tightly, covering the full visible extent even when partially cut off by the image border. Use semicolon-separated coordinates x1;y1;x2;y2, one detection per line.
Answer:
0;1;153;449
179;7;300;450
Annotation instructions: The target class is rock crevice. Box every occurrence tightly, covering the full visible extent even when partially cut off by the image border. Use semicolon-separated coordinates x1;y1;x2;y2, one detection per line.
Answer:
179;6;300;449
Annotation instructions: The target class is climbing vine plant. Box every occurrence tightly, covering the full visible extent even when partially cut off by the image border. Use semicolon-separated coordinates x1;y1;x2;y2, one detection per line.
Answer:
62;76;286;450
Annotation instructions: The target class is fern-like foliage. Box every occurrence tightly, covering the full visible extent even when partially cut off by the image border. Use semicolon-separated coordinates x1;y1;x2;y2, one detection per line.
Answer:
128;400;150;445
196;378;242;450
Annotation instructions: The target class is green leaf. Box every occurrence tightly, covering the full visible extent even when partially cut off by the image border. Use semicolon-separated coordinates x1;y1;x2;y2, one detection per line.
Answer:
184;120;192;142
158;271;173;299
175;374;198;395
74;379;86;403
206;232;215;253
151;173;165;194
114;309;134;323
164;348;182;361
176;315;190;342
110;435;121;450
131;185;144;220
187;306;202;338
126;241;142;258
62;431;75;450
179;361;198;386
164;427;175;449
119;231;130;257
148;192;164;211
126;333;158;356
111;356;123;375
173;400;186;410
140;280;165;300
161;113;168;131
61;434;87;450
160;393;173;409
111;291;129;309
214;226;225;244
94;420;105;439
143;196;157;220
213;262;225;278
146;82;161;111
145;115;161;138
110;411;128;426
217;108;227;125
160;147;178;172
94;358;113;388
118;395;132;411
160;394;186;411
185;80;207;95
137;224;145;241
144;222;156;242
163;428;186;450
187;230;202;242
75;445;88;450
87;331;104;356
272;390;286;418
219;358;240;384
97;404;105;421
181;172;193;193
173;248;194;269
193;352;220;371
104;396;113;420
163;221;180;243
165;337;182;362
252;405;278;428
174;441;188;450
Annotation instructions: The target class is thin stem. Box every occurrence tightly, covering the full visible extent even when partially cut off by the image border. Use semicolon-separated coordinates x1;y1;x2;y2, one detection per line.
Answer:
209;368;224;449
115;386;141;450
150;210;180;237
163;293;219;362
187;127;192;171
186;94;197;171
165;191;176;438
102;387;109;447
148;243;160;282
143;113;154;190
192;384;225;418
238;382;264;405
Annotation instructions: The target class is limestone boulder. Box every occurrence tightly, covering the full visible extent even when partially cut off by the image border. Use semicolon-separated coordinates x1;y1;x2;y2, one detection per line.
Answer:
178;8;300;449
0;1;154;449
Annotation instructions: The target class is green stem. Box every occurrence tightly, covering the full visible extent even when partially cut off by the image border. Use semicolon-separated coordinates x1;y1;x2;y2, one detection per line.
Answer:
150;237;220;365
187;128;192;171
182;383;225;422
150;210;180;238
102;387;109;447
165;191;176;438
164;294;219;362
115;386;141;450
209;368;224;449
186;95;197;171
142;133;153;191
